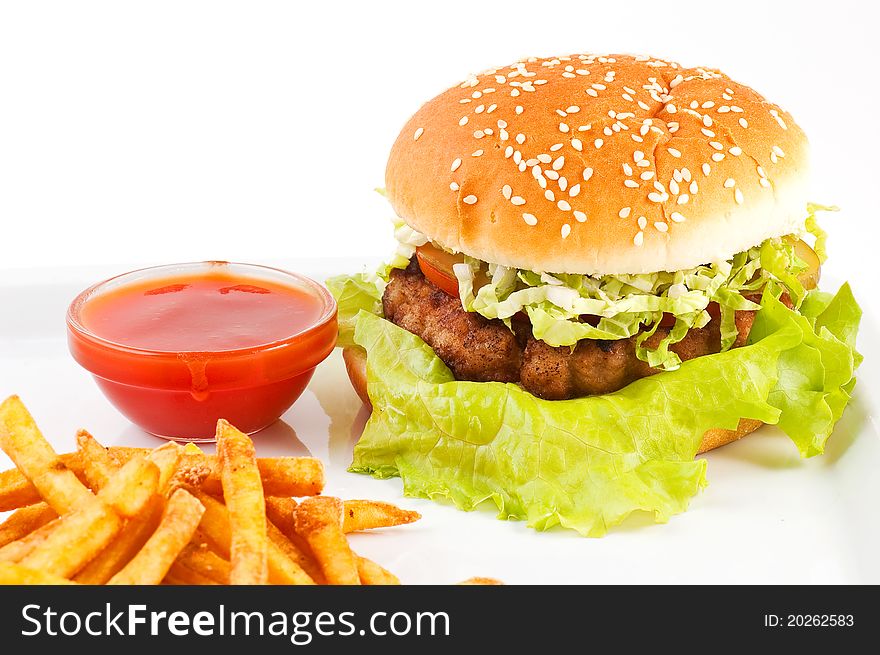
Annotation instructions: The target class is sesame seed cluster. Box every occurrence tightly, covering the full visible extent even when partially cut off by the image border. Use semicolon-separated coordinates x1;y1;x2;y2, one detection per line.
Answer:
389;53;806;274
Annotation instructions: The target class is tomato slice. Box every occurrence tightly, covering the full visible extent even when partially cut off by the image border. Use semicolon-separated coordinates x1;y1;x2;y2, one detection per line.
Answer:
416;245;463;297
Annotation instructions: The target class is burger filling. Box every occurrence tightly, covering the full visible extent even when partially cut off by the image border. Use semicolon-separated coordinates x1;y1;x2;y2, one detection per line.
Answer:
378;207;827;399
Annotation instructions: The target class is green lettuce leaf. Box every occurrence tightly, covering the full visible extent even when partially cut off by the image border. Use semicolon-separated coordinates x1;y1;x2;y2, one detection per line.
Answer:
347;284;861;537
325;272;385;347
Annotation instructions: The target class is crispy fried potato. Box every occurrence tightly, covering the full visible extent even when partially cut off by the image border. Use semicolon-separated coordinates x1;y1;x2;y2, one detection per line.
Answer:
176;543;231;585
0;517;60;562
294;497;359;585
0;502;57;548
18;457;159;577
109;447;324;497
0;396;94;513
108;489;204;585
216;420;268;585
457;577;504;585
355;555;400;585
0;561;76;585
75;430;117;490
342;500;421;533
187;487;314;585
73;441;181;584
164;561;219;586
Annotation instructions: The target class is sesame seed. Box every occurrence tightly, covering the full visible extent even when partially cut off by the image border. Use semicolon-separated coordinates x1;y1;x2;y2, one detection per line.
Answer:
640;171;655;180
703;115;713;127
677;194;689;204
666;103;677;113
724;178;735;188
511;196;526;205
413;127;424;141
502;185;512;199
634;231;644;246
619;207;632;218
702;163;711;176
594;138;604;148
670;212;686;223
638;215;647;229
759;178;771;188
689;181;698;194
459;116;469;126
569;184;581;197
553;156;565;171
523;213;538;225
450;182;459;191
712;152;725;162
451;158;462;172
669;179;680;195
729;146;742;156
559;123;570;133
544;189;555;201
516;133;526;144
648;192;664;203
668;147;682;158
701;128;715;138
633;150;645;162
734;189;744;204
561;223;571;239
623;163;633;176
583;167;594;181
515;105;524;114
559;176;568;191
472;149;483;157
473;130;484;139
545;170;559;180
631;134;644;142
463;195;477;205
475;104;485;114
574;210;587;222
624;180;639;188
505;146;514;158
550;143;564;152
772;145;785;157
709;141;723;150
558;200;572;211
739;117;749;128
654;221;669;232
537;153;552;164
571;138;583;152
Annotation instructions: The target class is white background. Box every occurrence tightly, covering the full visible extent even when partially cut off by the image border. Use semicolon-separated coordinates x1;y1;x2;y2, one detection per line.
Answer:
1;1;879;584
0;0;878;295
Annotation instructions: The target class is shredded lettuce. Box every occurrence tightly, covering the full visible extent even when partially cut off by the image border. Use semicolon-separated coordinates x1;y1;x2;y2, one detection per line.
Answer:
341;283;861;536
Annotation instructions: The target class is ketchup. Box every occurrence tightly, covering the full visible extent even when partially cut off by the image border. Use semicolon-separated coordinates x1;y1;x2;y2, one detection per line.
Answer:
67;262;337;441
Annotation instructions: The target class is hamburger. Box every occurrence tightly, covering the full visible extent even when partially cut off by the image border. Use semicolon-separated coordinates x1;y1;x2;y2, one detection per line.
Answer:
329;54;861;536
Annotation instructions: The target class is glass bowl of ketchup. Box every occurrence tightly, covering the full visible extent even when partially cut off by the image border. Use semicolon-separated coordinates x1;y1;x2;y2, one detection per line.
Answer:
67;262;338;441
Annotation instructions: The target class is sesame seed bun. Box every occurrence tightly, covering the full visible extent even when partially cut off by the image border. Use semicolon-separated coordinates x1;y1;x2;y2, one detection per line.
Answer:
341;346;759;452
386;54;809;274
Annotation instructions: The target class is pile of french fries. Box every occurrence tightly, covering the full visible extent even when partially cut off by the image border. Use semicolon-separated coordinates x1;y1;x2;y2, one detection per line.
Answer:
0;396;496;585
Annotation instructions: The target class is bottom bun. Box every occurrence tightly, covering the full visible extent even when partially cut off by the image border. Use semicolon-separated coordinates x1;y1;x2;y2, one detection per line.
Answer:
341;346;761;454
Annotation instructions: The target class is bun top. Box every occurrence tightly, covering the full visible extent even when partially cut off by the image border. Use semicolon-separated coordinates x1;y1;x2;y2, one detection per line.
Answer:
385;54;809;274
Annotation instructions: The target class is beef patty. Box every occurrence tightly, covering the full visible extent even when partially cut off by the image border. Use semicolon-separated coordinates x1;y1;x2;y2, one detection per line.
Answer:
382;259;759;399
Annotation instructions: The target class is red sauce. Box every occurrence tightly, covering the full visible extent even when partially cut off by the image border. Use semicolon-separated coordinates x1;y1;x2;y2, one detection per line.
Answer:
67;263;337;441
80;272;326;352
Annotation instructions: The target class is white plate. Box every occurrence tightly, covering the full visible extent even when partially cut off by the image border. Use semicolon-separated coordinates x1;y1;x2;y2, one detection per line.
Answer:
1;260;878;584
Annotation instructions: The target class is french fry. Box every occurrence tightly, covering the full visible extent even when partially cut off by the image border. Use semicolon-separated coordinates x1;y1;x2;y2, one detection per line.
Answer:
217;420;269;585
457;577;504;585
0;502;57;548
265;496;299;533
294;497;360;585
264;497;324;581
0;452;87;512
267;521;324;583
188;487;314;585
74;442;181;584
75;430;117;490
0;396;94;513
109;447;324;497
355;555;400;585
342;500;421;533
0;450;322;512
108;489;205;585
164;561;219;586
0;517;60;562
0;562;76;585
18;457;159;577
176;543;231;585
